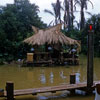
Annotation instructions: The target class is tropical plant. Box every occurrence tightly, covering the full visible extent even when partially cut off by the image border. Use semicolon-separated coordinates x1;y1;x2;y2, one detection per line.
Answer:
0;0;47;63
56;0;62;23
44;3;57;25
63;0;76;30
63;0;70;29
44;0;62;26
70;0;74;28
74;0;93;30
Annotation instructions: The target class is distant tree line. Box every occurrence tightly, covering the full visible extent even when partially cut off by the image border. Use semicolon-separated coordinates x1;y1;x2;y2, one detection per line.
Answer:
44;0;93;30
44;0;100;57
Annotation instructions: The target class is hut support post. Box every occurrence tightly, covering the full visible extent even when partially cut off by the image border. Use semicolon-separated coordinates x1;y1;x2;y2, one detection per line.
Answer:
87;29;94;93
6;82;14;100
70;74;76;94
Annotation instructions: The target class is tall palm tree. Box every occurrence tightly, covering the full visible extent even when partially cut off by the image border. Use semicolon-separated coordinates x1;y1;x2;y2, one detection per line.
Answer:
56;0;62;23
74;0;93;30
44;3;57;25
63;0;71;30
44;0;62;26
70;0;74;28
63;0;76;30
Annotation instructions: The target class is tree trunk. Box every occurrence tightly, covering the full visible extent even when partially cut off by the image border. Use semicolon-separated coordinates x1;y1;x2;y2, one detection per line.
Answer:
71;0;73;29
67;1;71;30
80;7;85;30
64;12;67;29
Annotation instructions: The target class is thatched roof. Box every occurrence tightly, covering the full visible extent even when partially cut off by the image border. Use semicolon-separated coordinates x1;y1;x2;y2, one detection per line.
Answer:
24;24;80;47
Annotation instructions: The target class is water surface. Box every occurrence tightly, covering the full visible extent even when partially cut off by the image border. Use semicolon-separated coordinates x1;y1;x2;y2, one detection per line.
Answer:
0;56;100;100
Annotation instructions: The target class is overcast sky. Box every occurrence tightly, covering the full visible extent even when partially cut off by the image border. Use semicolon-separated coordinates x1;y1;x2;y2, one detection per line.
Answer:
0;0;100;25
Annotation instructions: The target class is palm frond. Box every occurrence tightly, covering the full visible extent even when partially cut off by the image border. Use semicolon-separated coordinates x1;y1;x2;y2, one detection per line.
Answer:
74;0;81;6
88;0;94;9
85;11;93;16
44;9;54;16
73;10;80;13
48;20;54;26
61;6;64;11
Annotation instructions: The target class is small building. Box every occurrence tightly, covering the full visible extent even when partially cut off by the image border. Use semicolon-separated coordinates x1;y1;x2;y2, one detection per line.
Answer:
23;24;80;66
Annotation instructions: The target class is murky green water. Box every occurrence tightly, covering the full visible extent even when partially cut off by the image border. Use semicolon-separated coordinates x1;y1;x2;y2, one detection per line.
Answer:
0;56;100;100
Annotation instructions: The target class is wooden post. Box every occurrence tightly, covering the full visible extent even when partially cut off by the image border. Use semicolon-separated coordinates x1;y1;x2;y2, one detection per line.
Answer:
70;74;76;94
6;82;14;100
87;25;94;92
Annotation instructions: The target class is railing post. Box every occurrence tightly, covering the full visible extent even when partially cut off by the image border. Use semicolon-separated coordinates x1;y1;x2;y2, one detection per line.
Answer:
6;82;14;100
70;74;76;94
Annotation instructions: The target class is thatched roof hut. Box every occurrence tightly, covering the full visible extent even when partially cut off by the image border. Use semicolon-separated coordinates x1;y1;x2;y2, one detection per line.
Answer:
24;24;80;47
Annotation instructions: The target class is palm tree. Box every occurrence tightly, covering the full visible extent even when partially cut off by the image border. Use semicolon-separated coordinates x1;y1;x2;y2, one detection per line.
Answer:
70;0;74;28
74;0;93;30
63;0;71;30
44;3;57;25
56;0;62;23
63;0;76;30
44;0;62;25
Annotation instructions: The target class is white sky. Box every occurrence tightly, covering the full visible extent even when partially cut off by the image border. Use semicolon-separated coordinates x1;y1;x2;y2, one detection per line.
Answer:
0;0;100;25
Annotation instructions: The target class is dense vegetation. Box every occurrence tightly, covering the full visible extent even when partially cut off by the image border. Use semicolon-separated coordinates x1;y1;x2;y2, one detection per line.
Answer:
44;0;100;57
62;14;100;57
0;0;100;64
0;0;46;63
82;14;100;56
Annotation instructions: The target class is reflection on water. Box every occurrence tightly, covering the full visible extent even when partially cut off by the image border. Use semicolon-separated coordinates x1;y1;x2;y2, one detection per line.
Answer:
60;71;67;79
40;73;46;84
0;56;99;100
76;73;80;83
50;72;54;83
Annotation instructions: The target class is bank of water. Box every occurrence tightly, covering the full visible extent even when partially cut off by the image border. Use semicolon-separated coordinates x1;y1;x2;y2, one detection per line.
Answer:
0;56;100;100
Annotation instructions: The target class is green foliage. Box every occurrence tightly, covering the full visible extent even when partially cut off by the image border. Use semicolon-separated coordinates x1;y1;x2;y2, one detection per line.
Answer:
62;15;100;57
0;0;100;65
0;0;47;63
62;28;81;40
79;14;100;56
87;14;100;57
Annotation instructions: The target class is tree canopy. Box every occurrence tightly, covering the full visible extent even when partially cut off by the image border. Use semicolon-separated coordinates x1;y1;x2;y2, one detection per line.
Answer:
0;0;47;63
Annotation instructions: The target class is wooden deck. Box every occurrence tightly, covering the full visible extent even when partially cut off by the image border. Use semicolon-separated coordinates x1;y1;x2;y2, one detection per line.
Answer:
24;52;80;66
24;58;79;66
25;60;53;66
3;81;99;97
